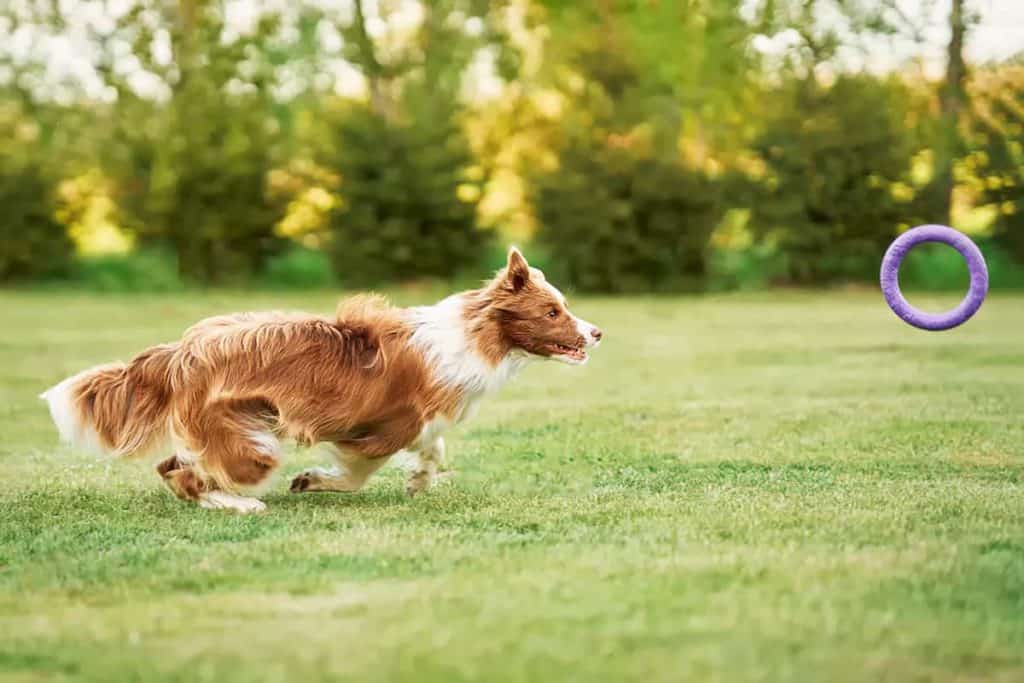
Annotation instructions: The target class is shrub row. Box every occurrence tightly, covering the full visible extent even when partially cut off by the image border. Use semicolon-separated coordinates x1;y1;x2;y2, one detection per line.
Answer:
4;76;1022;290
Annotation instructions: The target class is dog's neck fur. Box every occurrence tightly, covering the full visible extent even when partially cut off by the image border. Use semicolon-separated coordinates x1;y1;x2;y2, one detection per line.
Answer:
408;290;529;400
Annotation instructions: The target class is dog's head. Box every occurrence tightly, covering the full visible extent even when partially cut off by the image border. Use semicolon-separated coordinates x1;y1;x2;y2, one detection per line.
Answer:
486;247;602;365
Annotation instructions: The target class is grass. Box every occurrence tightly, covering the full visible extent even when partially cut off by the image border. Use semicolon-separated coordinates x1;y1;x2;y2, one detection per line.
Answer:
1;289;1022;682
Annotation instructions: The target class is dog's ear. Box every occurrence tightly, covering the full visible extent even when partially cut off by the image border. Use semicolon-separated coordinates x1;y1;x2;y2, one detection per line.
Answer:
505;246;530;293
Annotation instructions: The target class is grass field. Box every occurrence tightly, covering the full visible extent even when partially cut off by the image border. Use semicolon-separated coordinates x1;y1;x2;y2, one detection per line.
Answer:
1;290;1022;682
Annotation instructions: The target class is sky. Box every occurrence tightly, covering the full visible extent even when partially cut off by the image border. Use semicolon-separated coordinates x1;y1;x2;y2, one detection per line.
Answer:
3;0;1024;103
883;0;1024;72
744;0;1024;77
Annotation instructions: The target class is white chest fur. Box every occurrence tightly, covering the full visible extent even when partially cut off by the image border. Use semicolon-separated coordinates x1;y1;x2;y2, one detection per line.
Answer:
407;295;528;449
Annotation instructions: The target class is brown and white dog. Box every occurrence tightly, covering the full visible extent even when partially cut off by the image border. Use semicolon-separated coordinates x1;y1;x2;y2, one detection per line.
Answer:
41;248;602;513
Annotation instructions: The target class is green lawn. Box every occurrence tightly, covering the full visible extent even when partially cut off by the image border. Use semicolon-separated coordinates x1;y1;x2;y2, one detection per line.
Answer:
1;290;1022;682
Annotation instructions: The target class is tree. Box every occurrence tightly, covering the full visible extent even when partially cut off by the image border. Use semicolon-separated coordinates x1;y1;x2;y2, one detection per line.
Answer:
534;136;722;293
326;99;487;285
528;1;753;292
969;63;1024;263
750;75;917;283
0;4;104;281
539;0;754;157
93;0;292;283
322;0;516;284
932;0;969;226
0;110;73;281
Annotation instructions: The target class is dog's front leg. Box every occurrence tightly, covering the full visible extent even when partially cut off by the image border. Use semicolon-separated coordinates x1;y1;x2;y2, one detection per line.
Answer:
290;445;391;494
406;437;445;497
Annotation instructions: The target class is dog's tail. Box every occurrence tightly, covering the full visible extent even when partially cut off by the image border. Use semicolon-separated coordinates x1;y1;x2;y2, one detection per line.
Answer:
40;343;178;457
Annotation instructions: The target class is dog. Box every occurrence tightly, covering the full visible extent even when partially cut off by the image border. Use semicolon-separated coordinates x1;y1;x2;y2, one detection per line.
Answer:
40;248;602;513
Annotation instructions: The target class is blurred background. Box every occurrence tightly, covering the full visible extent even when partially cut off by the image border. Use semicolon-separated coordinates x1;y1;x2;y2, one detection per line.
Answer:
1;0;1022;294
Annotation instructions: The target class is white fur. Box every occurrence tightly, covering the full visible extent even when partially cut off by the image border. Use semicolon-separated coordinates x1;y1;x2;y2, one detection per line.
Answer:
549;318;600;366
41;365;173;457
248;430;280;458
408;294;528;398
405;437;444;497
292;447;393;493
39;370;104;454
407;294;529;461
198;491;267;514
575;316;602;348
169;435;199;466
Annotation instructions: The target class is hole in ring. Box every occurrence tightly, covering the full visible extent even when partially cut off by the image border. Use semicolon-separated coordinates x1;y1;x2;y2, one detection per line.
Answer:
897;242;970;314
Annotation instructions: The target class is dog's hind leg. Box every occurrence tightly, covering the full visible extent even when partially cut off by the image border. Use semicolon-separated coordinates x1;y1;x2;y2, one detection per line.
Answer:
290;446;391;494
158;398;280;513
405;437;444;497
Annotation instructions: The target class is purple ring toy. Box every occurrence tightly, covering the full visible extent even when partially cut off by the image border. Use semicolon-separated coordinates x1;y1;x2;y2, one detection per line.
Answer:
880;224;988;331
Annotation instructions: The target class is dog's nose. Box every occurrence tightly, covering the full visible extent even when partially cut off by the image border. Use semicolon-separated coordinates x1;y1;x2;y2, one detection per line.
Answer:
590;327;603;341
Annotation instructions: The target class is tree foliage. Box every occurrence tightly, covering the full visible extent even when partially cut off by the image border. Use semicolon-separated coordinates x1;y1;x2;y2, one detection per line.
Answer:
321;0;515;284
750;75;917;283
0;96;76;282
534;137;721;293
93;1;291;283
326;100;487;285
0;0;1022;291
0;156;73;282
528;2;747;292
970;65;1024;262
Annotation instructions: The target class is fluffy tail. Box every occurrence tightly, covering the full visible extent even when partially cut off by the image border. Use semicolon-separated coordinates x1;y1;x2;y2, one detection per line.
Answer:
40;343;178;457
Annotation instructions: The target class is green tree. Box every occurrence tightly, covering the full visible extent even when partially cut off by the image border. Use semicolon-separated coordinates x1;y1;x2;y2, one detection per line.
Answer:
0;119;73;281
0;87;84;282
970;63;1024;263
534;135;721;293
0;3;103;282
97;0;290;283
929;0;971;226
321;0;514;284
529;1;751;292
127;80;284;282
326;99;487;285
750;75;917;283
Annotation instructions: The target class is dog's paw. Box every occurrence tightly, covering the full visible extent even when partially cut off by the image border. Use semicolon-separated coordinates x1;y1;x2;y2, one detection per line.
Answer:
290;467;342;493
290;471;316;493
405;470;432;498
198;491;267;514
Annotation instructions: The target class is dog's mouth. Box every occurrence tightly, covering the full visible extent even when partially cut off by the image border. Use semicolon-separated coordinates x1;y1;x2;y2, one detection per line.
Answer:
546;342;587;364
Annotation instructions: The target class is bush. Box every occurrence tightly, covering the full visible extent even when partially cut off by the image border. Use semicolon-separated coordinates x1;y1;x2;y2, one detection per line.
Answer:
970;75;1024;266
326;103;488;286
72;249;183;292
0;161;73;282
260;246;334;289
898;238;1024;291
106;2;287;285
708;244;789;292
533;141;723;293
114;90;286;285
750;75;918;284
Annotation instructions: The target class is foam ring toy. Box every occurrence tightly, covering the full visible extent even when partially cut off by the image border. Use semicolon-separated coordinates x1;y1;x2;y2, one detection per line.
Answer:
880;224;988;331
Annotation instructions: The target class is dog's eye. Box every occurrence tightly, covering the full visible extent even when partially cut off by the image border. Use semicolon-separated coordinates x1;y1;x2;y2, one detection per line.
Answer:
547;309;560;318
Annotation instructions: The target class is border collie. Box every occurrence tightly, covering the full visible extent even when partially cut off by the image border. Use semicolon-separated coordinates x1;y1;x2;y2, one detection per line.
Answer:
41;248;602;513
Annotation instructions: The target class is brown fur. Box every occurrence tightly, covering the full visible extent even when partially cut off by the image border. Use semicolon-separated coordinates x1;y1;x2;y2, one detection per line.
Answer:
473;249;587;362
72;344;177;456
49;249;601;506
